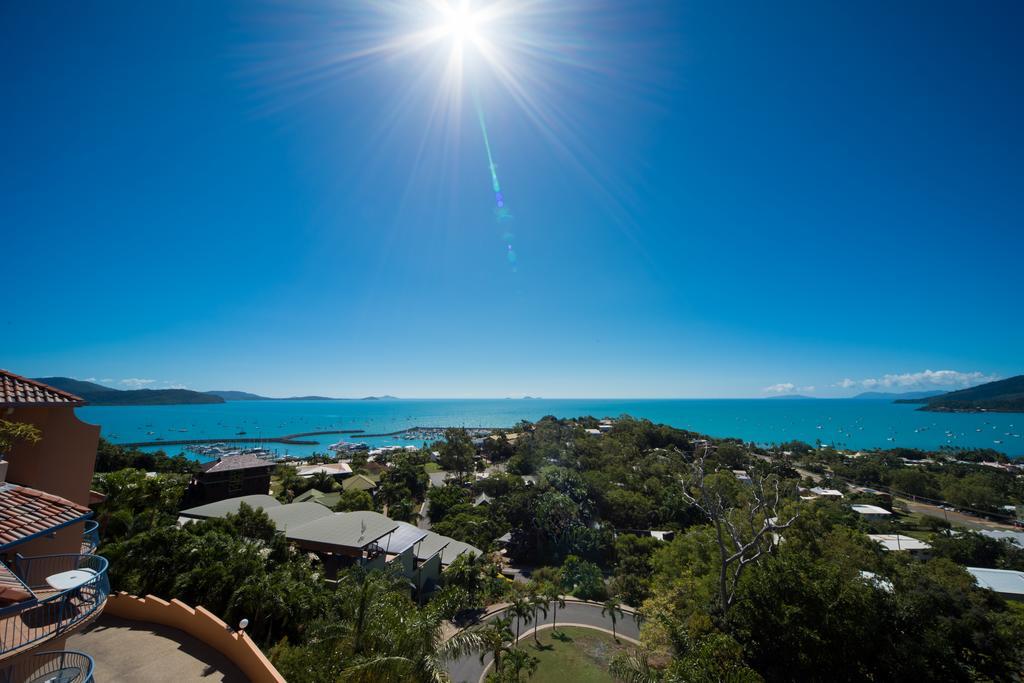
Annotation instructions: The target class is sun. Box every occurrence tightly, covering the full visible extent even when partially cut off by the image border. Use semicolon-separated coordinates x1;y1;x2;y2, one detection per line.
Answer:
438;2;482;47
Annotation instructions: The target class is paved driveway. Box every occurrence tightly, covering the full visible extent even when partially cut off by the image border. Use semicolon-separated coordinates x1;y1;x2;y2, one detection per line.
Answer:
447;601;641;683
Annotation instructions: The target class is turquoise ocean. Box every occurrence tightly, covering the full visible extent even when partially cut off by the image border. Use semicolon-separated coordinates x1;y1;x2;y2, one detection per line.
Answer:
78;399;1023;461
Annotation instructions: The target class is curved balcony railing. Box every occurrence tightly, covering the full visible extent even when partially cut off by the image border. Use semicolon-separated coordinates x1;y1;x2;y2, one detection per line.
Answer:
0;555;109;658
0;650;95;683
81;521;100;555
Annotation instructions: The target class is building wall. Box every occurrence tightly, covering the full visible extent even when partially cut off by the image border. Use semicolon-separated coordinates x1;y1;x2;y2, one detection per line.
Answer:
4;406;99;507
416;554;442;593
189;469;273;505
105;593;285;683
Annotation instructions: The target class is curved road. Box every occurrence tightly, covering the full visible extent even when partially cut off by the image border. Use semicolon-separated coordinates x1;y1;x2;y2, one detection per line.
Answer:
447;601;642;683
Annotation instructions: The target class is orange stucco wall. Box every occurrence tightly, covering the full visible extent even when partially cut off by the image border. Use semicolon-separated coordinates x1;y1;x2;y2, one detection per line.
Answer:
4;405;99;507
105;593;286;683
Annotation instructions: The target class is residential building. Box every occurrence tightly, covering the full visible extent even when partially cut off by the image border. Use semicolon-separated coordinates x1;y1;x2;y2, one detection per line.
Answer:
0;371;107;682
179;496;481;600
966;567;1024;601
868;534;932;559
185;453;275;505
295;463;353;479
978;530;1024;549
851;504;893;522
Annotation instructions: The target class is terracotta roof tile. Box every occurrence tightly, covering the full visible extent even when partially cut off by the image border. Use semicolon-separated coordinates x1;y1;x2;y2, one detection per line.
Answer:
0;483;91;549
0;370;84;407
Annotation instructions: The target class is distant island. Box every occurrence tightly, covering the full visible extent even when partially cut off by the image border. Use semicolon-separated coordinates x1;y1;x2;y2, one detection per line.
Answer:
37;377;223;406
896;375;1024;413
206;391;398;401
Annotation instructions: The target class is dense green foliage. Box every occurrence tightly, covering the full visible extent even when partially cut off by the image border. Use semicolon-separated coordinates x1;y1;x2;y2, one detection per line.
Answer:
90;414;1024;682
0;418;41;454
95;438;199;473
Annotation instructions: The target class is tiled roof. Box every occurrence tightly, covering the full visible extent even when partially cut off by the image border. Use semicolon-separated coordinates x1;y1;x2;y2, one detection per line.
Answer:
200;454;276;474
0;483;92;549
0;370;85;407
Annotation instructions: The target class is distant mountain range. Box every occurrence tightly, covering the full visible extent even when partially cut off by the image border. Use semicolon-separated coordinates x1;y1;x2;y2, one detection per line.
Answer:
896;375;1024;412
205;391;398;401
852;390;946;400
33;378;398;406
36;378;223;406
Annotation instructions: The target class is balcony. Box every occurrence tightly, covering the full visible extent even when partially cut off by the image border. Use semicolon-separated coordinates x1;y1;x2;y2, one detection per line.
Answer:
0;555;109;658
0;650;94;683
80;521;100;556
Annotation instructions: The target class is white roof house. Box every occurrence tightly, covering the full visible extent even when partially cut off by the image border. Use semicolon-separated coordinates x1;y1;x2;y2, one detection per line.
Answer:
967;567;1024;600
584;428;602;436
868;534;931;554
852;504;892;518
296;463;353;478
810;487;844;497
978;530;1024;548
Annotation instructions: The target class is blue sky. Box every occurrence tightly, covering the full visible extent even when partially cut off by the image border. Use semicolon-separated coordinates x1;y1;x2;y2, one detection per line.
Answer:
2;1;1021;398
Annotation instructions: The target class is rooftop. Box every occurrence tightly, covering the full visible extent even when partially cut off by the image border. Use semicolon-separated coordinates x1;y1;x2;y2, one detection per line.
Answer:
178;494;280;519
0;483;92;549
0;370;85;407
966;567;1024;596
851;504;892;516
868;534;932;552
342;474;377;492
286;511;398;549
978;530;1024;548
179;497;481;561
201;454;276;474
296;463;353;478
262;501;333;532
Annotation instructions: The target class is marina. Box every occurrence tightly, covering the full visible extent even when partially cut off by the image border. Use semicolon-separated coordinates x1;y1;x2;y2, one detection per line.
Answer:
81;398;1024;460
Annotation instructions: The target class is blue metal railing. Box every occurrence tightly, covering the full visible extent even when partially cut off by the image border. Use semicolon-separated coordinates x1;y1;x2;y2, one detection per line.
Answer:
0;555;109;657
81;521;100;555
0;650;95;683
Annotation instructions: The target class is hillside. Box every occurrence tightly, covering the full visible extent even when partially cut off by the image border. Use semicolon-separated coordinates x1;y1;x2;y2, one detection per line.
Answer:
853;390;945;400
36;377;224;406
205;390;272;401
897;375;1024;412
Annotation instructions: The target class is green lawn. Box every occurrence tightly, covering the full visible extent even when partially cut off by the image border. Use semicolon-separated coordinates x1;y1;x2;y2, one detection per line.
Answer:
424;462;442;473
518;626;630;683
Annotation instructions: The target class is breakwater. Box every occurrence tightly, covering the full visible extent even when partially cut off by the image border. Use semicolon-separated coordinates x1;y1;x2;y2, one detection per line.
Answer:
122;429;366;448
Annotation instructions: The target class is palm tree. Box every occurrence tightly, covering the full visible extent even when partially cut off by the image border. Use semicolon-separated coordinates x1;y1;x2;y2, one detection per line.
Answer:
478;616;514;675
336;578;486;683
528;588;549;645
602;595;625;642
502;648;539;682
542;582;566;637
509;594;534;646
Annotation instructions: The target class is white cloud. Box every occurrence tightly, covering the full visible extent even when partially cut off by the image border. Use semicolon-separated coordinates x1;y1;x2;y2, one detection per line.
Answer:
763;382;796;394
164;383;189;390
833;369;997;392
801;386;816;392
101;378;115;384
120;378;156;389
